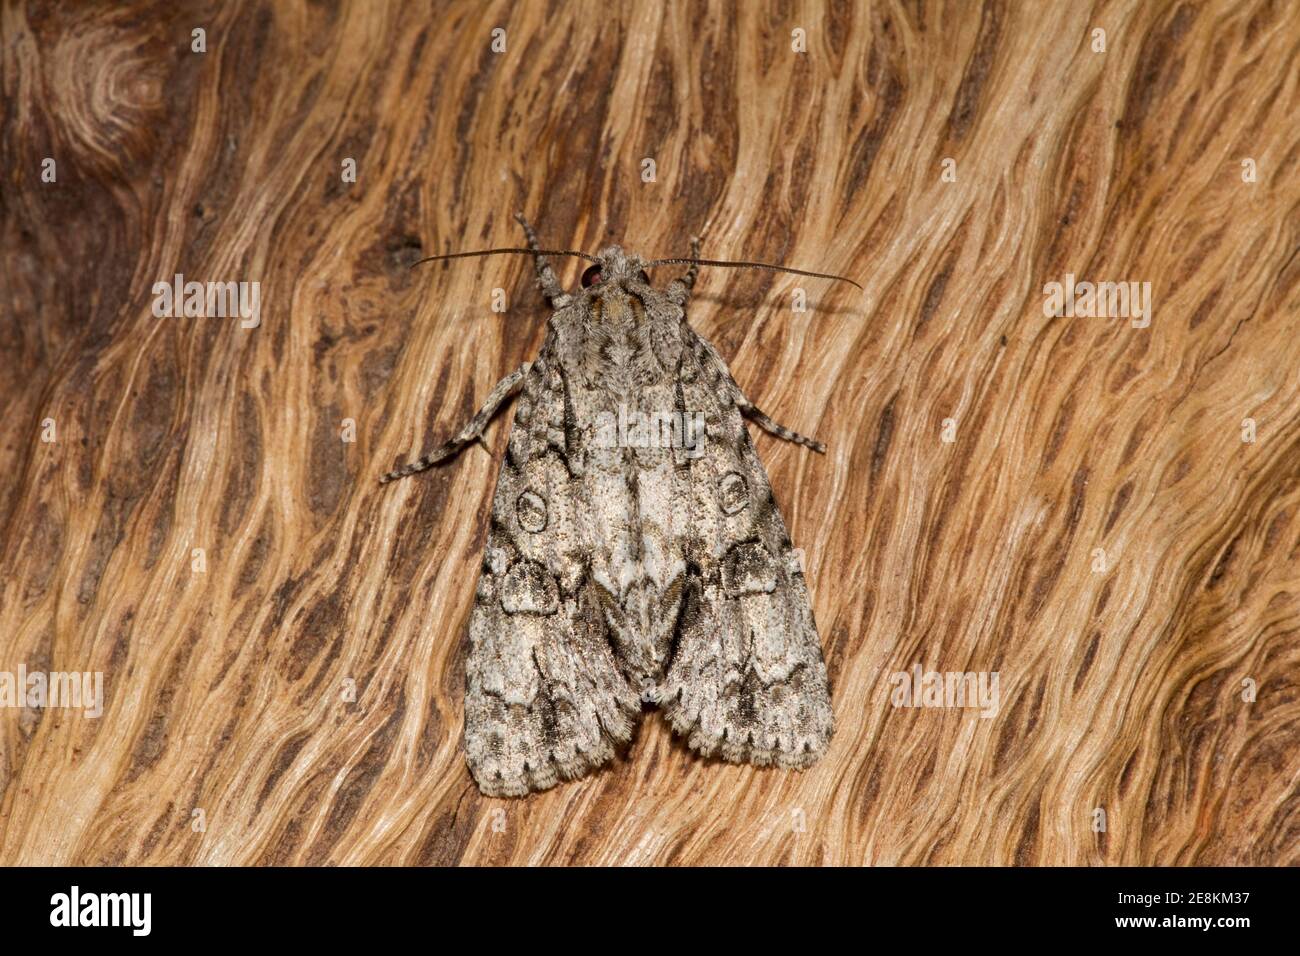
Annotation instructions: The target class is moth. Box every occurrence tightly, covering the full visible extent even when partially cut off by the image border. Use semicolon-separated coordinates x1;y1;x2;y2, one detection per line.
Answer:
382;214;858;797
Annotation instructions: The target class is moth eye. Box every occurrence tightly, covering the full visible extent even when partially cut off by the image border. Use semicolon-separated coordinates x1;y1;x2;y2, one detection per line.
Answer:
638;270;651;284
581;265;602;288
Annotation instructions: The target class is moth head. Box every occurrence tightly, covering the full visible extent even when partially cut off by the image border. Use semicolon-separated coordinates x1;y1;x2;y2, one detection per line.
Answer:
582;246;651;290
404;212;862;310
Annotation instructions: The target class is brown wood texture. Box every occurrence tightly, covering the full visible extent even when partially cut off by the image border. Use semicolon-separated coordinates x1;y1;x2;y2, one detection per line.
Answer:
2;0;1299;866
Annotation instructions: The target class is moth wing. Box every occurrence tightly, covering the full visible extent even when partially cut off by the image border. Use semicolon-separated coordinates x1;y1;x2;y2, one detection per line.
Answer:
464;347;641;797
658;334;834;767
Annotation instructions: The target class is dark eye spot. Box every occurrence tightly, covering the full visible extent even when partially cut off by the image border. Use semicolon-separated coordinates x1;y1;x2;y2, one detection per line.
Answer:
581;265;602;287
639;270;651;284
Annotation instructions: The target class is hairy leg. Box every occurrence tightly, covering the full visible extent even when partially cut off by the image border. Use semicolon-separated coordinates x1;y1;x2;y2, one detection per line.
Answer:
380;363;531;483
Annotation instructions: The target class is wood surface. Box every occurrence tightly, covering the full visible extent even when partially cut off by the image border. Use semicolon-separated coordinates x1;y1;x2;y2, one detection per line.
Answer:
2;0;1298;865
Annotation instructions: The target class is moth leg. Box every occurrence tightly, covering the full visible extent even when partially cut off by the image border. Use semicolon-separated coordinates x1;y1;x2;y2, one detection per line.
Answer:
693;331;827;453
734;395;827;454
379;362;530;483
666;237;703;306
514;212;568;305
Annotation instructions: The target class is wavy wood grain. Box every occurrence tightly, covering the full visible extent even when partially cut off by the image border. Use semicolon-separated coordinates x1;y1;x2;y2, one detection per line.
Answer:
2;0;1298;865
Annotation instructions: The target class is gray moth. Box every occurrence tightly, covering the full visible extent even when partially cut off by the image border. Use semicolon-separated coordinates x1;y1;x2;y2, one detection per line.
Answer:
382;214;854;797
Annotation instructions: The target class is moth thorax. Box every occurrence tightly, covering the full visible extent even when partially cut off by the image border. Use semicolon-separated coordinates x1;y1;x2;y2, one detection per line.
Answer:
592;293;646;327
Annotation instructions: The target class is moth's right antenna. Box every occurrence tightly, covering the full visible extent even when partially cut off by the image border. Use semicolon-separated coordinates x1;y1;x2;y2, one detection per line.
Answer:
646;256;861;290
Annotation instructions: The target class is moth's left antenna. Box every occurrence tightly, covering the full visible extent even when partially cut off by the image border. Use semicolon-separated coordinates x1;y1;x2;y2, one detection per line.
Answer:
411;248;598;268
